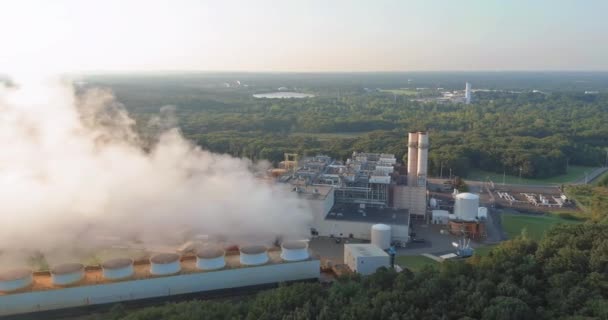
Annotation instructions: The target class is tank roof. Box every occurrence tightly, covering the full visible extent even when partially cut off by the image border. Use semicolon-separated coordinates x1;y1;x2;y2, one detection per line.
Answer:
150;253;180;264
456;192;479;200
101;258;134;269
372;224;391;230
0;268;32;281
51;263;84;275
239;245;267;254
196;247;225;259
281;241;308;250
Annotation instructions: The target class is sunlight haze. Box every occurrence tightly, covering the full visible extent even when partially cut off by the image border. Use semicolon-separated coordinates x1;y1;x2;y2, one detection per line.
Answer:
1;0;607;73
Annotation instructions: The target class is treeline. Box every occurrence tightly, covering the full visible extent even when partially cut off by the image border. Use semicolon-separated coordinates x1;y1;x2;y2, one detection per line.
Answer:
89;78;608;179
94;223;607;320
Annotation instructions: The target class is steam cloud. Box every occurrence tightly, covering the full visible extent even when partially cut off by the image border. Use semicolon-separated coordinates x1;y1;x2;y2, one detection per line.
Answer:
0;76;312;269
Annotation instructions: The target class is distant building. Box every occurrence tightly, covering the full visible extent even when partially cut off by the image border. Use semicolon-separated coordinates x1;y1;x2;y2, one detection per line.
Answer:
465;82;472;104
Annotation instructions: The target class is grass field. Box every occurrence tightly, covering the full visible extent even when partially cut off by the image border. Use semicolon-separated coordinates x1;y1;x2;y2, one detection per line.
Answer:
467;165;596;185
473;245;497;257
501;214;580;240
592;170;608;186
379;88;419;96
395;255;438;271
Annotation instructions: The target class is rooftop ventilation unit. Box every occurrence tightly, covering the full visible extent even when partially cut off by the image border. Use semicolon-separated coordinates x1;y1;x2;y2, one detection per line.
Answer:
51;263;85;286
150;253;181;275
195;247;226;270
280;241;310;261
0;268;33;292
239;245;269;266
101;258;134;280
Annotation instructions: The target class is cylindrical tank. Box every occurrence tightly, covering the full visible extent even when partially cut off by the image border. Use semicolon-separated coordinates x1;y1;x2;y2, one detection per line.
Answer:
280;241;309;261
150;253;181;275
371;224;392;250
196;247;226;270
454;192;480;221
0;268;33;292
417;132;429;177
51;263;85;286
239;245;269;266
478;207;488;220
429;197;438;208
102;258;134;280
407;132;418;185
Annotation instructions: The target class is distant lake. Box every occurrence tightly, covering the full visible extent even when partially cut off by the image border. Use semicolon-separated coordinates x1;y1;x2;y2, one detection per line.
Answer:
253;92;315;99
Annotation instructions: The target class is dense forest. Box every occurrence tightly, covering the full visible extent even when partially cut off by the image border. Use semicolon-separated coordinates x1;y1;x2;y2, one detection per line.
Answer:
89;223;607;320
83;73;608;179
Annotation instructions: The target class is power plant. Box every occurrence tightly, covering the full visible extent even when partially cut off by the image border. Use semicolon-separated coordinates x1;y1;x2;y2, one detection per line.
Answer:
0;131;433;317
282;131;430;245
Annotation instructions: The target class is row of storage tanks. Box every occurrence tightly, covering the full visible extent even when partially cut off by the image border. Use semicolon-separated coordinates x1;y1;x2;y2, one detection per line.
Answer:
0;241;310;292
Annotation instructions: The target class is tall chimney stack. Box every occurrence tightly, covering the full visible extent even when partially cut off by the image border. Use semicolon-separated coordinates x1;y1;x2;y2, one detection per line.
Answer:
407;132;419;186
417;132;429;186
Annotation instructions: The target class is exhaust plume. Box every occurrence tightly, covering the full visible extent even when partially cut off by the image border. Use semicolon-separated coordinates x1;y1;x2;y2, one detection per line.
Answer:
0;75;312;269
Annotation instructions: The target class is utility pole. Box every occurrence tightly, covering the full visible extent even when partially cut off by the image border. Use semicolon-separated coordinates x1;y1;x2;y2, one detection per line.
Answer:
449;168;453;181
519;167;523;184
503;170;506;186
440;162;444;179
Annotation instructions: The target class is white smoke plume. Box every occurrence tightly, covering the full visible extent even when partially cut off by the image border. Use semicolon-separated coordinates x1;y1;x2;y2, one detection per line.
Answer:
0;76;312;269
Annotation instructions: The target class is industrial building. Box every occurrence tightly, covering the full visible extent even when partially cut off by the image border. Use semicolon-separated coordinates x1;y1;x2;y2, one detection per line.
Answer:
0;244;319;317
281;132;430;245
465;82;472;104
344;244;390;275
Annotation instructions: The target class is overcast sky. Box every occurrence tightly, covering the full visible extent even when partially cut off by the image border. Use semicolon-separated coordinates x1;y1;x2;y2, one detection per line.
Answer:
1;0;607;74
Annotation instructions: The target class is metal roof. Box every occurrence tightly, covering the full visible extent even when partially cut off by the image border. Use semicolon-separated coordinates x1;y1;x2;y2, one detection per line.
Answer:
345;244;388;257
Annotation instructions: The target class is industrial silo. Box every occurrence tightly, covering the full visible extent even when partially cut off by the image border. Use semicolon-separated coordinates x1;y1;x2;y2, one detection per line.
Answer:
417;132;429;179
101;258;134;280
149;253;181;275
51;263;85;286
371;224;391;250
0;268;33;292
454;193;480;221
280;241;309;261
239;245;269;266
195;247;226;270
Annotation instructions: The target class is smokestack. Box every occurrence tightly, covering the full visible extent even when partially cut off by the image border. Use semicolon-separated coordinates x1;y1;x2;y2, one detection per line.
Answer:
407;132;419;186
417;132;429;186
465;82;472;104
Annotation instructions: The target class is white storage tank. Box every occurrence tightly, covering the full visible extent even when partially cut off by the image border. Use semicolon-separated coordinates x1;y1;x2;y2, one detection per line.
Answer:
371;224;391;250
150;253;181;275
195;247;226;270
0;268;33;292
51;263;85;286
478;207;488;220
454;192;480;221
429;197;438;208
280;241;310;261
239;245;269;266
101;258;134;280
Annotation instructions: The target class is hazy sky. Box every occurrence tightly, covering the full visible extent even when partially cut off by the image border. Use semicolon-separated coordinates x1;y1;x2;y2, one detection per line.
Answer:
1;0;607;73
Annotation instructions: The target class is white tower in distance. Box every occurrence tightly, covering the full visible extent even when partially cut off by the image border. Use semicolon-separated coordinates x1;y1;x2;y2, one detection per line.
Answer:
465;82;472;104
